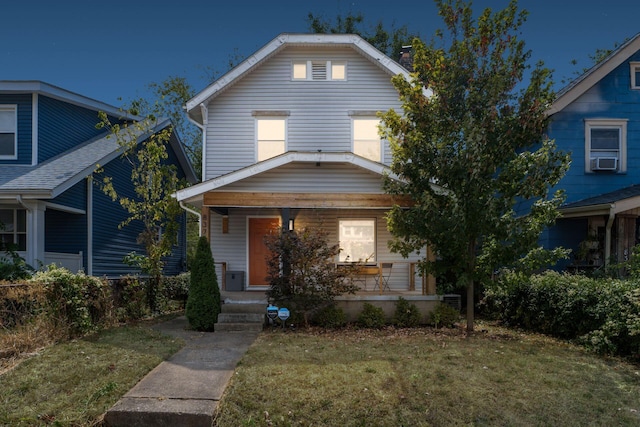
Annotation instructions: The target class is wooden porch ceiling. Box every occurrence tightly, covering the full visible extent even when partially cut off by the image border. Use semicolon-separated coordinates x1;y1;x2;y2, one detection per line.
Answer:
203;191;414;208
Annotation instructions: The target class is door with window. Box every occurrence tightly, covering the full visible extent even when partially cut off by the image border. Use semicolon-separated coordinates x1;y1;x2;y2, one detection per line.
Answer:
248;217;280;287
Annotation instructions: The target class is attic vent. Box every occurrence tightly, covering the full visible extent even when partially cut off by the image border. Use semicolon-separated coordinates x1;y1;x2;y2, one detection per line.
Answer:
311;61;327;80
590;157;618;171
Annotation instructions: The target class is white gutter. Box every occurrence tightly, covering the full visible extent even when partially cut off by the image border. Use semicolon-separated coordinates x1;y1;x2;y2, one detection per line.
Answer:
179;201;202;237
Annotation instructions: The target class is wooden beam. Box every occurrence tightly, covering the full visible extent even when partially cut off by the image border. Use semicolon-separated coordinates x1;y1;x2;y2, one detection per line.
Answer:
203;192;413;208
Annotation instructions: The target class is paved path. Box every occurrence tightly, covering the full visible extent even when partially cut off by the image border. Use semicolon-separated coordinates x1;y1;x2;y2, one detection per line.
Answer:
104;316;260;427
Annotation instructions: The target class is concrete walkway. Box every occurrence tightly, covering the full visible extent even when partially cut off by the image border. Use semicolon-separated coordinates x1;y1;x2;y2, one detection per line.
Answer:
104;316;260;427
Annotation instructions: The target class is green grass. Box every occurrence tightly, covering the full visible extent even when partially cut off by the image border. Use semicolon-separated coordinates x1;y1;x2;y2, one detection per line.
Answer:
216;323;640;426
0;324;183;426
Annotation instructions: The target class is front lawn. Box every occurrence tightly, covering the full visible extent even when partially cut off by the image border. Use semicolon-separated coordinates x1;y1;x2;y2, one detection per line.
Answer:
0;324;183;426
216;323;640;426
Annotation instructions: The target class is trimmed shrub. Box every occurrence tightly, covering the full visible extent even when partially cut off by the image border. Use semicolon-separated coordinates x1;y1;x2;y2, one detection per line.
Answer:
393;297;422;327
111;276;149;321
357;302;386;329
162;272;190;307
30;265;114;337
483;270;640;356
186;236;220;331
428;302;459;328
312;304;347;329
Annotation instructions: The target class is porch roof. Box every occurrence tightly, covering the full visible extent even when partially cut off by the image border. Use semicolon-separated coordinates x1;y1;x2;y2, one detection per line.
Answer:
175;151;404;207
560;184;640;218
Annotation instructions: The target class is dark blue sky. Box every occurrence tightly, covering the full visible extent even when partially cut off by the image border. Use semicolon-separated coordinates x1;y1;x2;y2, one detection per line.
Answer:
2;0;638;106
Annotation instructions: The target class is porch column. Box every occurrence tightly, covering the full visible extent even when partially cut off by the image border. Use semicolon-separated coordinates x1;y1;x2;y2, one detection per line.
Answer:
23;200;45;268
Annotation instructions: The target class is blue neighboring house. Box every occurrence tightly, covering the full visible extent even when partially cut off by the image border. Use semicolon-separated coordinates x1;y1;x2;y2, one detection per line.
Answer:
0;81;197;277
542;33;640;270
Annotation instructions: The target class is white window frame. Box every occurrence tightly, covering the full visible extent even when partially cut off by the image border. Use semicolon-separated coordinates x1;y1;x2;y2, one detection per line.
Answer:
0;105;18;160
352;117;382;162
338;218;376;264
630;62;640;89
0;208;27;251
584;119;627;173
291;60;347;81
255;116;287;162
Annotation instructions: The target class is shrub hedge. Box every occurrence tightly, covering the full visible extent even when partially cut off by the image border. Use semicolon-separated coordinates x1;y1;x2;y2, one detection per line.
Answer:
483;271;640;357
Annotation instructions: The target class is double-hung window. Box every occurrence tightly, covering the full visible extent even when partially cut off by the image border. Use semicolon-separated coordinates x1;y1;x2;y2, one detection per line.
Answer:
338;219;376;263
0;105;17;159
585;119;627;173
353;118;382;162
0;209;26;251
631;62;640;90
256;117;286;162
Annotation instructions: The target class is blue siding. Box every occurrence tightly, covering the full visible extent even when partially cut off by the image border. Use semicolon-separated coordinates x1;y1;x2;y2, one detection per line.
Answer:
45;209;87;266
0;94;32;165
37;96;107;162
92;155;145;277
51;179;87;211
91;142;188;277
549;51;640;204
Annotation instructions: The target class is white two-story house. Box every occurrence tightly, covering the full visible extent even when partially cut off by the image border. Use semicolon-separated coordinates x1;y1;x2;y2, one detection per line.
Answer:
176;34;435;296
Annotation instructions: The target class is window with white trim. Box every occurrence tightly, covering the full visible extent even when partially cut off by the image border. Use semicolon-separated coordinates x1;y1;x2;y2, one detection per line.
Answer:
0;105;17;159
256;117;286;161
631;62;640;89
585;119;627;173
0;209;26;251
338;219;376;263
353;118;382;162
292;60;346;81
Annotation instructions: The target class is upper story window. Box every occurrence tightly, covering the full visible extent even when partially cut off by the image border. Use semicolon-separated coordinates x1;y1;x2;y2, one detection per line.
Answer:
585;119;627;173
353;118;382;162
292;60;347;81
338;218;376;263
256;117;286;162
631;62;640;89
0;105;17;159
0;209;27;251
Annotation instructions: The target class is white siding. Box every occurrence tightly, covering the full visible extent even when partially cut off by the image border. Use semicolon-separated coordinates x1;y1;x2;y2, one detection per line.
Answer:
204;46;403;180
222;162;385;193
209;207;425;292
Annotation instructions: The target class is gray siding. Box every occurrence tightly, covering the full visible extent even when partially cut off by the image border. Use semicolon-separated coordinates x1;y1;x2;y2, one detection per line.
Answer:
204;46;403;180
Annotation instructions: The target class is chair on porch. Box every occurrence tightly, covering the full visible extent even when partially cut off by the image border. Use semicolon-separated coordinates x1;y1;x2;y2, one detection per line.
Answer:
379;263;393;292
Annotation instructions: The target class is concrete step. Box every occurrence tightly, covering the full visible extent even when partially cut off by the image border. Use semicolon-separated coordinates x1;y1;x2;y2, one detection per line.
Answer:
214;322;263;332
217;312;265;323
221;302;267;314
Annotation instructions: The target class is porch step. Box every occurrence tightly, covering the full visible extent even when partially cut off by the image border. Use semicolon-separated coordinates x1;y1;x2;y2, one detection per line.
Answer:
214;322;264;332
215;301;266;332
221;302;267;314
217;313;265;323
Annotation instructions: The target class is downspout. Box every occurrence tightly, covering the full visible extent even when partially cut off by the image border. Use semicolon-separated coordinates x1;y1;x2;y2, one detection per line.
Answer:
604;206;615;267
185;103;208;182
179;201;202;237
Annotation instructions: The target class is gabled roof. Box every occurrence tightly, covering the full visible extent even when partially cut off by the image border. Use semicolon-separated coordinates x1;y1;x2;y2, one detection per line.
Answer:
0;118;197;200
560;184;640;217
185;33;412;124
548;32;640;115
175;151;399;205
0;80;141;121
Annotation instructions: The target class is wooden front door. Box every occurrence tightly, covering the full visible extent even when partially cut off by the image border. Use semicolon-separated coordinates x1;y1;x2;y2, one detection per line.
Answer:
248;217;279;287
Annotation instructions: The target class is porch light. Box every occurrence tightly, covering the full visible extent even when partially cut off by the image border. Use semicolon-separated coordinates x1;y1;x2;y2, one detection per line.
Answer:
288;219;295;231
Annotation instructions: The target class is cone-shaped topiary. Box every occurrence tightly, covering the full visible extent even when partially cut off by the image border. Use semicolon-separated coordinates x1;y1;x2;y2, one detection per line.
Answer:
186;236;220;331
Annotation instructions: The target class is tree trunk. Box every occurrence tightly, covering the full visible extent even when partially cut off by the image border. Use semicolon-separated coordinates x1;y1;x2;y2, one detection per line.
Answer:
466;240;476;333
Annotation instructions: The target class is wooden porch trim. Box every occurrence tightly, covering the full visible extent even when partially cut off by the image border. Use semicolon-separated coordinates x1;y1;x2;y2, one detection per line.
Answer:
203;191;413;208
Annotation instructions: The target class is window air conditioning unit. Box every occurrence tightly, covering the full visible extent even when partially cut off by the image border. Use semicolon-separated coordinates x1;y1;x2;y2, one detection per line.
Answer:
590;157;618;171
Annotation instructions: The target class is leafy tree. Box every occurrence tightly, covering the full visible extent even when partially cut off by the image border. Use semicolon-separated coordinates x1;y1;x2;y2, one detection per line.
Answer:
265;227;358;327
186;236;220;331
96;112;185;312
307;12;418;58
380;0;570;332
